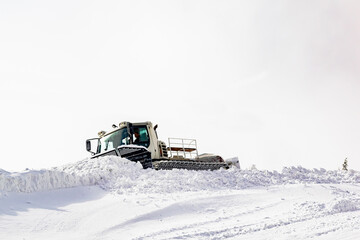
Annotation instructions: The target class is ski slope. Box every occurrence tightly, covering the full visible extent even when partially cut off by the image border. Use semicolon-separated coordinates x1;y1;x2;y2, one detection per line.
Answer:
1;156;360;239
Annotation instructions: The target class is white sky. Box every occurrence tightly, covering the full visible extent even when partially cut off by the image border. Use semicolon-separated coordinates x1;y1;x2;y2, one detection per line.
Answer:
1;0;359;171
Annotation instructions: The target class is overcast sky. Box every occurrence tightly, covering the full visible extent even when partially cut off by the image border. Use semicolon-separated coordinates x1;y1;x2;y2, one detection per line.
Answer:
1;0;359;171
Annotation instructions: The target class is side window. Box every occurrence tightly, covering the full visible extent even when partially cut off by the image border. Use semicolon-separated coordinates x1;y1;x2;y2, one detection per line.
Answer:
133;126;150;147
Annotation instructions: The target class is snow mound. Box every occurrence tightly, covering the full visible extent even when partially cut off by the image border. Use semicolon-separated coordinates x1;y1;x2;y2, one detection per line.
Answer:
0;169;9;174
0;157;144;193
329;199;359;213
1;156;360;195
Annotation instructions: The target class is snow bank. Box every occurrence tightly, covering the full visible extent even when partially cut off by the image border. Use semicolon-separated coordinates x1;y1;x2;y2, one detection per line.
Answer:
0;157;143;193
1;156;360;195
330;199;359;213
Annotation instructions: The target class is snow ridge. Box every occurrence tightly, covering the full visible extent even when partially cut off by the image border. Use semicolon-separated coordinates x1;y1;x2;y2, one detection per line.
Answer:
1;156;360;195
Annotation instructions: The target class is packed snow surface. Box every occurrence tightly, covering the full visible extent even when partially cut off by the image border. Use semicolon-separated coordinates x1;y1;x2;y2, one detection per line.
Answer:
1;156;360;239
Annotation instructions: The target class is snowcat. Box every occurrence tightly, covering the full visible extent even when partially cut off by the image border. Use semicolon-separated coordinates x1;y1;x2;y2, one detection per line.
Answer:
86;121;230;170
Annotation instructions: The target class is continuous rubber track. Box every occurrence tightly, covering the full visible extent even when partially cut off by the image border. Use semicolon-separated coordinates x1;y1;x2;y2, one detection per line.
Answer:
152;160;229;171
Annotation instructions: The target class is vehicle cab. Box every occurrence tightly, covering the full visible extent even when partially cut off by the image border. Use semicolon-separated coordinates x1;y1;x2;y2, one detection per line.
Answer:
86;121;163;159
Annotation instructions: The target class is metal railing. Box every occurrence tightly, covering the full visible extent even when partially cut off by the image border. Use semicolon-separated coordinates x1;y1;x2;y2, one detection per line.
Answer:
167;138;199;159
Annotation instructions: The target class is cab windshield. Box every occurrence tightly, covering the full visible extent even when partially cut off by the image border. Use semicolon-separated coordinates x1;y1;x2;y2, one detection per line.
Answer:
98;127;130;153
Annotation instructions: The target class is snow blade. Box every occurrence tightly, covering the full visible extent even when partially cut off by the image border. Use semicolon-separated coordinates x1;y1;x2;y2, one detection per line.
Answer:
90;145;152;169
117;145;153;169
